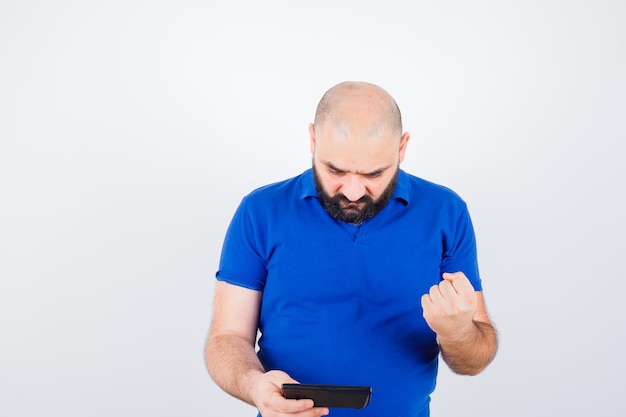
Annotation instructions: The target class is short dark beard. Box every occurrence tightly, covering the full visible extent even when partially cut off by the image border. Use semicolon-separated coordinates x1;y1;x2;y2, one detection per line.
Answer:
313;164;398;225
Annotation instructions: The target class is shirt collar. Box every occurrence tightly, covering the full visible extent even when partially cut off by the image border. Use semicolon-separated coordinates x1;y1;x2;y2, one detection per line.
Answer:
300;168;318;199
300;168;410;206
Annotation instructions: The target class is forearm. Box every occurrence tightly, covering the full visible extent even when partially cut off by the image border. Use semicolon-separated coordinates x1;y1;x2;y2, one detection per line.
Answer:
205;333;265;405
438;320;498;376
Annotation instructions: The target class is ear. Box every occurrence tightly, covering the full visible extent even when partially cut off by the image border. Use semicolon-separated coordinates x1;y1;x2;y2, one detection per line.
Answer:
398;132;410;163
308;123;316;155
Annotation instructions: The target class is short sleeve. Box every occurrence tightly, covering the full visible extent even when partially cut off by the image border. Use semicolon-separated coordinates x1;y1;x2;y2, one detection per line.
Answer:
215;196;267;291
440;203;482;291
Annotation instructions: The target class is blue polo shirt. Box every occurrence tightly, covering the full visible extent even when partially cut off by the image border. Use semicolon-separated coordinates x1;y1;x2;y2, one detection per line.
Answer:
216;168;482;417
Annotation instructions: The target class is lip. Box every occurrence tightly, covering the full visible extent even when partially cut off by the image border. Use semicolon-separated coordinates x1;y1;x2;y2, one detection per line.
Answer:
342;202;364;210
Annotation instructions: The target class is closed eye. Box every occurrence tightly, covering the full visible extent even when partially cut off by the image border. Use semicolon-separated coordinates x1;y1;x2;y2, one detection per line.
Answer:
327;167;346;177
321;161;390;179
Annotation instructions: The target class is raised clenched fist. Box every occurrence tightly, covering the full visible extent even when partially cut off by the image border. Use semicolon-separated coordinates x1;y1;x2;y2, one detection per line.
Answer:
421;272;477;340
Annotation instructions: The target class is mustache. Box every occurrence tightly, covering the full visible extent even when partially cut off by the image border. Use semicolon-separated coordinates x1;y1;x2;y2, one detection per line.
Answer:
335;194;374;206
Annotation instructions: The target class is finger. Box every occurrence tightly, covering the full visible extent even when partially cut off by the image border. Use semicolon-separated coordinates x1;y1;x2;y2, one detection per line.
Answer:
428;284;444;302
271;396;316;414
421;293;432;309
266;369;300;386
441;280;476;313
314;407;330;416
437;279;458;298
283;401;329;417
447;277;475;300
452;283;475;303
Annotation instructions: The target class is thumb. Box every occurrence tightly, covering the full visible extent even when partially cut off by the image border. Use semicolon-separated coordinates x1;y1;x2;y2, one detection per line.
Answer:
442;271;464;282
442;272;454;281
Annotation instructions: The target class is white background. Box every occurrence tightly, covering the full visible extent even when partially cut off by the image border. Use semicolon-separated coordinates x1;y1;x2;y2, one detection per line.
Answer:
1;1;624;416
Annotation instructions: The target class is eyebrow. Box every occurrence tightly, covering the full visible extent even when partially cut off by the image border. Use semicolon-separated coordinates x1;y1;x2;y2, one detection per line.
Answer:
321;160;392;176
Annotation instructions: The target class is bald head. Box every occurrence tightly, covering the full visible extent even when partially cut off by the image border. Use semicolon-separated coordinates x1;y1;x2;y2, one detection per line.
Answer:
313;81;403;139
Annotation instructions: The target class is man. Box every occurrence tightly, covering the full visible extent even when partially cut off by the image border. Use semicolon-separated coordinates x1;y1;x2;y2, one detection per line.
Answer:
205;81;498;417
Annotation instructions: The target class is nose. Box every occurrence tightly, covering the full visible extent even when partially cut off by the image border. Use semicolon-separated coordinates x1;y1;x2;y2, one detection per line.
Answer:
341;174;367;202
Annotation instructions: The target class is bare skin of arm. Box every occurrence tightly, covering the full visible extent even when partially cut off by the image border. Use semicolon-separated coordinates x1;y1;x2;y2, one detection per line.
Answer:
205;281;329;417
421;272;498;375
